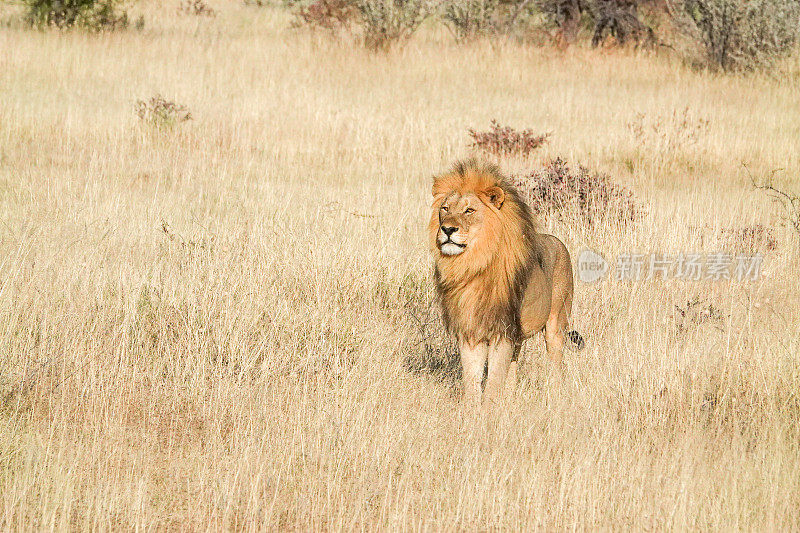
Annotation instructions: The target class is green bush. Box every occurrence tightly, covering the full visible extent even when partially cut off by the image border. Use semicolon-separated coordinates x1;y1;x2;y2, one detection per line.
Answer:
681;0;800;71
354;0;434;50
441;0;535;41
441;0;501;40
22;0;130;30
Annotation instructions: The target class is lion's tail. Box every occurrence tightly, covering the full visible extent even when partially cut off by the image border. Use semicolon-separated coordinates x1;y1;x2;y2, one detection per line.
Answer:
565;330;585;351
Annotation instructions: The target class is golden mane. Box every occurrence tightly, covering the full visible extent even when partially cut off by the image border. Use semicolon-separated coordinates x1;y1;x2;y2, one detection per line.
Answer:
429;159;541;345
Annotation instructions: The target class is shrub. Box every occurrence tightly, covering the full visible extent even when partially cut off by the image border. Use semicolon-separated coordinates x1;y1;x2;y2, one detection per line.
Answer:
354;0;435;50
441;0;535;41
674;298;724;333
442;0;500;39
588;0;655;47
510;157;639;226
468;120;550;157
626;107;710;152
536;0;582;46
680;0;800;71
135;95;192;128
179;0;217;16
22;0;129;30
719;224;778;253
537;0;658;47
749;168;800;236
292;0;434;49
293;0;358;31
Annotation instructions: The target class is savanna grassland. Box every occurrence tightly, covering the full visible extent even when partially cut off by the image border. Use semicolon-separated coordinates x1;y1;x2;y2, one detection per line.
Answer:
1;1;800;529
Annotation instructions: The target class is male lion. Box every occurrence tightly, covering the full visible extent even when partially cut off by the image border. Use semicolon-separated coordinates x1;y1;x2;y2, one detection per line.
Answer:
429;159;583;408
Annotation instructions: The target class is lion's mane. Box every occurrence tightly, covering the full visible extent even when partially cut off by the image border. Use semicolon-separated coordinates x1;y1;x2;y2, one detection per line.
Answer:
429;159;541;345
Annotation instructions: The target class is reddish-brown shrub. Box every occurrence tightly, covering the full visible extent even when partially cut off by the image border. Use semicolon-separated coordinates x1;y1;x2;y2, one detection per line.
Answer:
468;120;550;157
720;224;778;253
510;157;638;226
293;0;357;31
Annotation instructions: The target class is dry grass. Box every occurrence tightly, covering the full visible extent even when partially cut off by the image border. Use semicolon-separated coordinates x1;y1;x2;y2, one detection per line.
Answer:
1;2;800;529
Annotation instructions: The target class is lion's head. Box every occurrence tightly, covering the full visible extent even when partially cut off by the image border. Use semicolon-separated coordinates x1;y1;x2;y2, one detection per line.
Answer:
432;175;504;258
429;159;539;343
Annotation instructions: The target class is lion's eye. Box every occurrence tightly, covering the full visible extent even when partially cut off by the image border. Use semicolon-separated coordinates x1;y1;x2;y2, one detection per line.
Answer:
441;205;449;212
465;208;475;214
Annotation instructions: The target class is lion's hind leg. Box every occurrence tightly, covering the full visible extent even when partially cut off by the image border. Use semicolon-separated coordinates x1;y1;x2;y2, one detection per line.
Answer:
560;282;585;351
544;311;567;365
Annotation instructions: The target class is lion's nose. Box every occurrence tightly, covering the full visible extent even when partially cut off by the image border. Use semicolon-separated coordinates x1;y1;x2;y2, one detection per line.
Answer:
441;225;457;237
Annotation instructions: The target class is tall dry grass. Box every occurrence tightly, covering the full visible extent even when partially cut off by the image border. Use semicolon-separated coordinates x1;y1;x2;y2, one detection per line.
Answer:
1;2;799;529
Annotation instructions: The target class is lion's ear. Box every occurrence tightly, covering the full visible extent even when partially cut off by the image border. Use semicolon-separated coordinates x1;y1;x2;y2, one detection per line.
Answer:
484;186;505;209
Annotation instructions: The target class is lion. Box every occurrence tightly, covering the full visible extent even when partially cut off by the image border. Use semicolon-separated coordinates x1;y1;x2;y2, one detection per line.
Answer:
429;159;583;408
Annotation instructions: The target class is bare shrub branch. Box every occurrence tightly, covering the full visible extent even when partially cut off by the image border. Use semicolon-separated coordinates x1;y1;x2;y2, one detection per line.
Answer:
747;165;800;236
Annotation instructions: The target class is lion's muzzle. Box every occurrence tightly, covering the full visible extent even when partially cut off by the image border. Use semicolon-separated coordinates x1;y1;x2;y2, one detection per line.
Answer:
437;225;466;256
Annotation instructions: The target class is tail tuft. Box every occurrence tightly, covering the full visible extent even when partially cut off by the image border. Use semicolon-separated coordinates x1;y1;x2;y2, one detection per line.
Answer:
566;330;585;351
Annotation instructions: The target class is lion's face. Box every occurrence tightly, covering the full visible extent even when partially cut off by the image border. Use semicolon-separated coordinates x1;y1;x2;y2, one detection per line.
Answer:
435;192;487;256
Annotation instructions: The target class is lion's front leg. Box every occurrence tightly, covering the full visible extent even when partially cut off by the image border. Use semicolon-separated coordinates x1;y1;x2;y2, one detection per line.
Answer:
459;340;488;409
483;337;515;409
